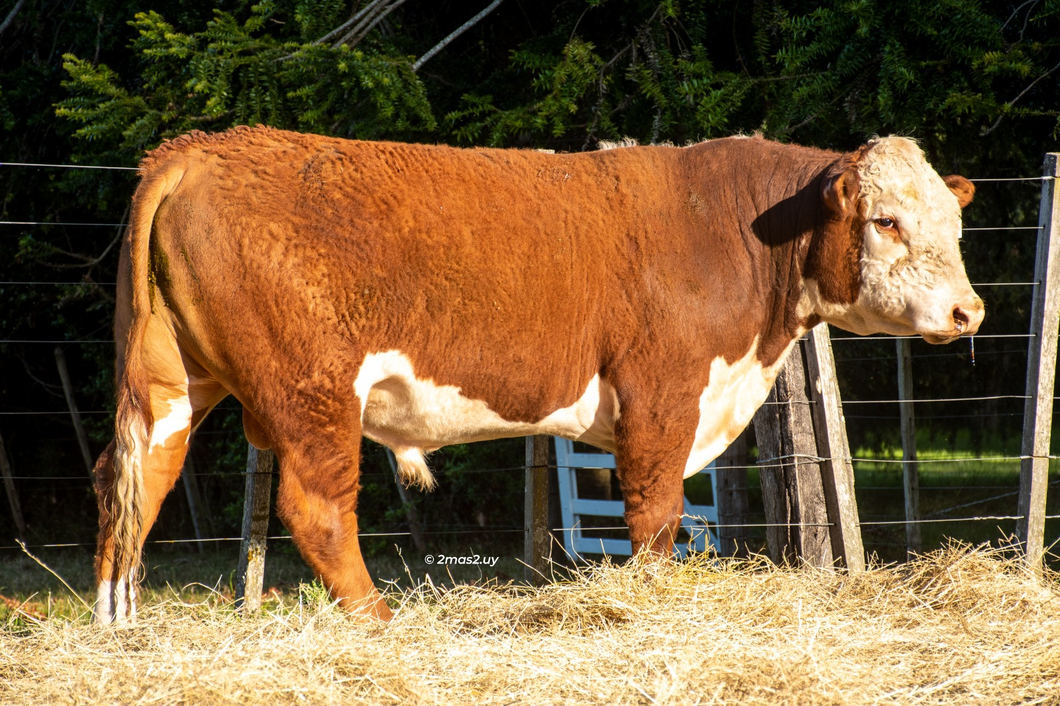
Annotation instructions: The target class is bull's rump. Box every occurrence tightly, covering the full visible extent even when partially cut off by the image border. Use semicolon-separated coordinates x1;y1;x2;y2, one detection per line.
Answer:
140;128;735;434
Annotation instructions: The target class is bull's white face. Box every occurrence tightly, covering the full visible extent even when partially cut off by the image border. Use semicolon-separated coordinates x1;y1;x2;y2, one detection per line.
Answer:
812;137;984;344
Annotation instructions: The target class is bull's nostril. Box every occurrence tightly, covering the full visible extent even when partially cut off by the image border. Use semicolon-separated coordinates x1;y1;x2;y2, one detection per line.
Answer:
953;307;970;325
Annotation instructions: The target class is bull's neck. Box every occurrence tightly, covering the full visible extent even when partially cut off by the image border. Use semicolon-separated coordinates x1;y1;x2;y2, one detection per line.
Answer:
732;152;834;368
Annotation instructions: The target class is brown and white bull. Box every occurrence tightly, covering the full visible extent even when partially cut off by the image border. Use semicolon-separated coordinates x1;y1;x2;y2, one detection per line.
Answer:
93;126;983;623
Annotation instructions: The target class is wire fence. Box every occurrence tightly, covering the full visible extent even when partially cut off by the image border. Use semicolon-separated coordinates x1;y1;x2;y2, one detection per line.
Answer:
10;513;1060;553
1;161;1057;567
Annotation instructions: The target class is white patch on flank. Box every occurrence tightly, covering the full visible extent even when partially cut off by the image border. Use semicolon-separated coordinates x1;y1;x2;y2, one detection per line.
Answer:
354;351;620;487
684;338;797;478
148;397;193;450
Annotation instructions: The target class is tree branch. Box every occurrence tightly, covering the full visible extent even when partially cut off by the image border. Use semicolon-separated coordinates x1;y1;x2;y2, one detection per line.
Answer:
982;57;1060;136
333;0;407;49
37;210;127;270
412;0;506;72
582;44;633;150
1000;0;1038;34
312;0;389;46
0;0;27;39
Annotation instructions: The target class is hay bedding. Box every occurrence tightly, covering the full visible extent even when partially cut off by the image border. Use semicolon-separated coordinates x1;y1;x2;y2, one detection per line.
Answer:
1;546;1058;705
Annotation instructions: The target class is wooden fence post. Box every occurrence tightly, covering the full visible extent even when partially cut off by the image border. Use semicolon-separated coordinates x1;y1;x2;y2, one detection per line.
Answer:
524;435;550;583
896;338;921;558
235;445;274;612
752;339;833;567
1017;152;1060;569
0;432;27;540
715;431;751;558
805;324;865;572
53;346;95;481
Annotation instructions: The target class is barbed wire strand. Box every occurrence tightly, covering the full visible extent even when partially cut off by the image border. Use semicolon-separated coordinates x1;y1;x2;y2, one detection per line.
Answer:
967;176;1050;182
0;472;1030;492
0;280;1038;288
4;390;1050;417
0;162;1048;179
1;221;1039;234
0;162;137;171
0;452;1048;481
0;220;1042;235
0;281;116;286
1;332;1045;346
831;332;1033;341
0;221;126;227
9;512;1060;553
962;226;1041;230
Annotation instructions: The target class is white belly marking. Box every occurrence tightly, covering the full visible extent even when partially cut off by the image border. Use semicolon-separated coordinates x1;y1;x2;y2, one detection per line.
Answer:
353;351;619;486
683;338;796;477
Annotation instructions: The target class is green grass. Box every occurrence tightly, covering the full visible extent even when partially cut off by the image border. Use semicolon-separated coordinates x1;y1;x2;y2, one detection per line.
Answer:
851;442;1060;564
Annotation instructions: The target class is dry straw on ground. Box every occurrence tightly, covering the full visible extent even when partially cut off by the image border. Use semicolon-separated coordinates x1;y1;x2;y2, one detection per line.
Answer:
1;544;1058;705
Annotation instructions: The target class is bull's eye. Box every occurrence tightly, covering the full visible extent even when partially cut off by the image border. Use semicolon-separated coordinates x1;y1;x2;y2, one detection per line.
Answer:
876;217;896;230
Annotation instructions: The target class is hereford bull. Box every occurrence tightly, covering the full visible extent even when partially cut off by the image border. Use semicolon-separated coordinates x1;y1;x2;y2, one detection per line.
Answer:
93;126;983;623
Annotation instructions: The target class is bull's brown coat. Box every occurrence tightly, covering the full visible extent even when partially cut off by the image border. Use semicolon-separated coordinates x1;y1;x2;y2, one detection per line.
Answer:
94;127;982;622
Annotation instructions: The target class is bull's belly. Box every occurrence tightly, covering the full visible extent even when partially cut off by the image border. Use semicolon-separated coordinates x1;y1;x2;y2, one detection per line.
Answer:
355;351;619;486
355;342;793;487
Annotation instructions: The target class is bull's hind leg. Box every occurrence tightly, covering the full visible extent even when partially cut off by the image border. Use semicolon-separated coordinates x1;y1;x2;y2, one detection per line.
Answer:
95;364;226;623
273;417;391;621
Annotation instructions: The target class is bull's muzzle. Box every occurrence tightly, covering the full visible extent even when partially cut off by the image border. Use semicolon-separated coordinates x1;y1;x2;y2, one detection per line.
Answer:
924;295;984;344
953;296;985;337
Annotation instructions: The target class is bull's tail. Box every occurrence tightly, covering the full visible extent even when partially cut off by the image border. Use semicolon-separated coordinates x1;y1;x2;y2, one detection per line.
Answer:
97;167;184;623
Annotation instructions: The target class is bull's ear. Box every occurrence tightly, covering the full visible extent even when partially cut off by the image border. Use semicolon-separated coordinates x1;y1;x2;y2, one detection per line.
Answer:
944;175;975;209
822;166;859;216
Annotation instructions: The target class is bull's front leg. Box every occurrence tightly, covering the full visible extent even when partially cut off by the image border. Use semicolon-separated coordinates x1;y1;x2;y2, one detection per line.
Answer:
613;404;697;556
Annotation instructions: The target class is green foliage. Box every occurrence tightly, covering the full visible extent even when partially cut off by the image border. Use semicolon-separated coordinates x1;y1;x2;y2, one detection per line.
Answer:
445;0;1058;150
292;0;348;41
758;0;1059;145
47;0;1060;155
57;4;435;156
297;577;336;610
448;37;608;144
447;4;752;147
